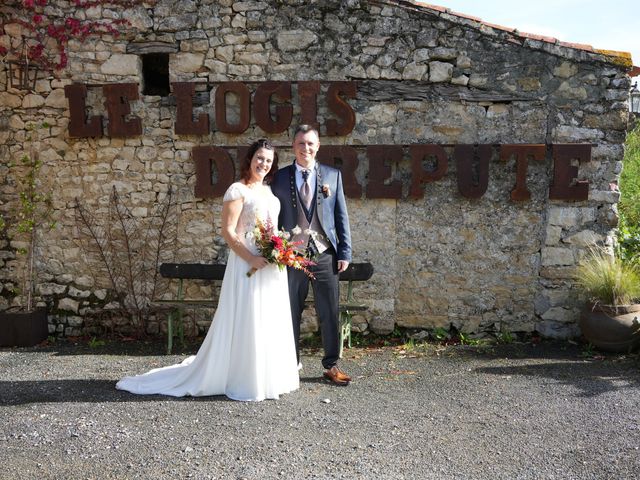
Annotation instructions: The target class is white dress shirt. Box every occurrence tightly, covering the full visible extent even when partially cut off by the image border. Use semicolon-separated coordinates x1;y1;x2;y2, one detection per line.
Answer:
295;161;317;194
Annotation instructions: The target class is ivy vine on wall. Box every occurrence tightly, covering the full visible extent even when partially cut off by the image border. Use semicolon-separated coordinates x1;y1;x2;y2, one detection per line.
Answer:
0;0;151;72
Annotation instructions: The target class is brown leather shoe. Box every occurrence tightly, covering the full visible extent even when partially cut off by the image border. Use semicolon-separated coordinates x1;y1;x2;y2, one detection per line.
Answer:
323;366;351;386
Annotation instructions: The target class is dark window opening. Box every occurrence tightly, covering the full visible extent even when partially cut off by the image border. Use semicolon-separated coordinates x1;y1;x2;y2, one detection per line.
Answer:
142;53;170;96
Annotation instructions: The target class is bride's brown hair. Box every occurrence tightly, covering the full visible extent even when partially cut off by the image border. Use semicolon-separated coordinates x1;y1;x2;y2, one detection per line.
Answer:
240;138;279;184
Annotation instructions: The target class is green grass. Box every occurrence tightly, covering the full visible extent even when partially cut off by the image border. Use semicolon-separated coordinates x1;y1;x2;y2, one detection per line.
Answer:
620;124;640;226
496;329;515;344
88;337;106;348
618;125;640;264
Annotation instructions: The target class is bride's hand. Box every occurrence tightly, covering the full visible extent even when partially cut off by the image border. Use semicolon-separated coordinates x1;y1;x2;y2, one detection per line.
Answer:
249;255;269;271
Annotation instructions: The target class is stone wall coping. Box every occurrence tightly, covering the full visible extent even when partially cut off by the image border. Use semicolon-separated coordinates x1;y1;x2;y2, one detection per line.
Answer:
375;0;634;70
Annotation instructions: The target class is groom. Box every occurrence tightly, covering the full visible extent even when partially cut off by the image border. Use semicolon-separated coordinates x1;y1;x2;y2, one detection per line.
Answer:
272;125;353;386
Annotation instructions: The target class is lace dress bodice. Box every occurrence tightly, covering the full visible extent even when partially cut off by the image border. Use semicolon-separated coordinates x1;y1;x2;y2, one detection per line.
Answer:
223;182;281;251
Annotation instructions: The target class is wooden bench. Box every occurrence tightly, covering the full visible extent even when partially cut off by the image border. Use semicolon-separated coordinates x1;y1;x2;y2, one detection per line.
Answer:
154;263;226;354
155;261;374;356
336;262;374;357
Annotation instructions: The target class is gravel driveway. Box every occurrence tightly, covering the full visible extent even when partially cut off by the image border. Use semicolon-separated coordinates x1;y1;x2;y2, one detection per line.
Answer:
1;339;639;480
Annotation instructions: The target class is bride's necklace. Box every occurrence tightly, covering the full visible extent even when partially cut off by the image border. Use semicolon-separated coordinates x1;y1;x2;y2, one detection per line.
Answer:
243;181;263;190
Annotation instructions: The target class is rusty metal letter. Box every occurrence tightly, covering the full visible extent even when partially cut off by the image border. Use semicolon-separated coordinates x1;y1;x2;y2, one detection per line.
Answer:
326;82;357;136
549;144;590;201
298;81;320;131
500;144;546;201
365;146;402;199
103;83;142;137
173;82;209;135
316;146;362;198
65;83;103;138
193;146;235;198
409;145;448;199
214;82;251;134
454;144;492;199
254;81;293;134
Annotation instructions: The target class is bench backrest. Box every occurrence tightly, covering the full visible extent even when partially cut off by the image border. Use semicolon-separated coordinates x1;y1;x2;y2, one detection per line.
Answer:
339;262;374;282
159;262;373;282
159;263;226;281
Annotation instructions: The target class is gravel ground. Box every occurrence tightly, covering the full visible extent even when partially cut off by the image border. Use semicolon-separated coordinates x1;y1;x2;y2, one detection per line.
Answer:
1;338;639;480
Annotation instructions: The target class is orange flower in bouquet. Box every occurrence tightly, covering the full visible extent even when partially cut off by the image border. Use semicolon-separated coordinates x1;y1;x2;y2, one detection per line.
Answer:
246;218;316;278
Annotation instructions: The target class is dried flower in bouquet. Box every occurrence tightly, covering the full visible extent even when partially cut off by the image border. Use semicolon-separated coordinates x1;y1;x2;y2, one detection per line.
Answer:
246;218;316;278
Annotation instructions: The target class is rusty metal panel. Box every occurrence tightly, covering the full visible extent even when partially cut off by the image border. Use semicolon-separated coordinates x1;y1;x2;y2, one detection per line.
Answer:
65;83;103;138
316;145;362;198
103;83;142;137
193;146;235;198
365;145;402;199
500;144;546;201
549;144;590;201
173;82;209;135
409;145;448;199
454;144;492;199
214;82;250;134
325;82;357;136
453;145;493;198
298;81;321;131
254;81;293;134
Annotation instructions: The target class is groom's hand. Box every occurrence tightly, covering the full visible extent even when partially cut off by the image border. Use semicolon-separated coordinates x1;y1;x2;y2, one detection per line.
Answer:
337;260;349;273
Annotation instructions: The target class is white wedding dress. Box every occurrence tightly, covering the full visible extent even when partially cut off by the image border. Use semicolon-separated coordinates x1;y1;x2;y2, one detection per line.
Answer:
116;182;300;401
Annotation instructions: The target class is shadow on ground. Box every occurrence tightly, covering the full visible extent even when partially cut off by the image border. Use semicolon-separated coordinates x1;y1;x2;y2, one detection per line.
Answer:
0;378;234;406
474;358;640;398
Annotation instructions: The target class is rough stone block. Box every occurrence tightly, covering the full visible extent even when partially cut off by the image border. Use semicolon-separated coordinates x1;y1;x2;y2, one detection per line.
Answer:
44;89;69;108
402;63;428;80
22;94;45;108
58;298;80;314
370;314;396;334
38;283;68;296
541;306;579;323
541;247;575;266
563;230;604;247
277;30;317;51
545;225;562;245
101;54;140;75
171;53;205;73
428;61;453;83
535;320;580;339
451;75;469;86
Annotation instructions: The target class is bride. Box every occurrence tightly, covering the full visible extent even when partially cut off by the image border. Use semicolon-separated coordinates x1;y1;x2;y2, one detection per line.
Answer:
116;139;299;401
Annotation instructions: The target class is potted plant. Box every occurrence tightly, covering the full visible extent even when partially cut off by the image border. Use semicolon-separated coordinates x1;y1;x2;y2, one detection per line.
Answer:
575;246;640;352
0;122;55;347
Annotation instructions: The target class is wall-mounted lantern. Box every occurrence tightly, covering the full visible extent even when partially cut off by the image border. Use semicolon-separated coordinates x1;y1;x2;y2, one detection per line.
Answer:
7;59;40;91
630;82;640;114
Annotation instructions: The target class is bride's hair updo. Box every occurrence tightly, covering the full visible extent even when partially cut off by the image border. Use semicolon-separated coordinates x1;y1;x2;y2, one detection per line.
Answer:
240;138;279;184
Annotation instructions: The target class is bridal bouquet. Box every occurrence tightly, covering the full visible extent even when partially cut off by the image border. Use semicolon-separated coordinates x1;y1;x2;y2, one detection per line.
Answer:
246;218;316;278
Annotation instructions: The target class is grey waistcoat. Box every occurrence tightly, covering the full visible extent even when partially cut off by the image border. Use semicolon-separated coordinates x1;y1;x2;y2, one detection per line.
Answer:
293;188;330;254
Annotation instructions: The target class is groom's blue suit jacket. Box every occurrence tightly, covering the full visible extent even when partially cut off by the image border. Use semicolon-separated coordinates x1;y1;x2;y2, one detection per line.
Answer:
272;163;352;263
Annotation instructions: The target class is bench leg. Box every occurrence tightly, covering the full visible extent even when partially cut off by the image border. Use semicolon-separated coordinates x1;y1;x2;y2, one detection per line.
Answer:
176;308;185;349
166;307;185;355
339;311;352;358
167;310;174;355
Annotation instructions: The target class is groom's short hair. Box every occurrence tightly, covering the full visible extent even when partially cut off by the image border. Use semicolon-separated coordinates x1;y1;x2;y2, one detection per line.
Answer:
293;124;319;139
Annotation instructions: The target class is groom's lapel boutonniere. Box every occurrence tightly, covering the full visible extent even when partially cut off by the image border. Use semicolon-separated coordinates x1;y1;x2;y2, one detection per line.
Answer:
321;184;331;198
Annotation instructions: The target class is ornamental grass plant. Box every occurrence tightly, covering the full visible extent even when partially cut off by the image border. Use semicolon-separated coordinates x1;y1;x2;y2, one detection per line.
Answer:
575;247;640;307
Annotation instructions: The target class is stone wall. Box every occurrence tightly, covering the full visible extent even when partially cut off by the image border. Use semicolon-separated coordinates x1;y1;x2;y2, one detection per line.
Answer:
0;0;632;338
